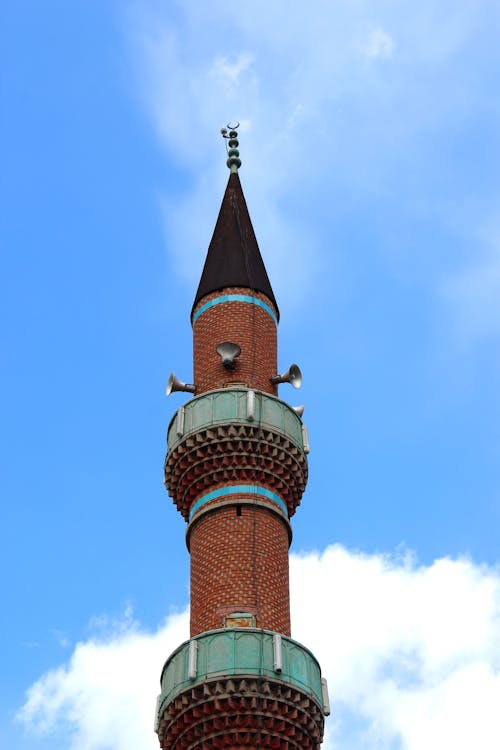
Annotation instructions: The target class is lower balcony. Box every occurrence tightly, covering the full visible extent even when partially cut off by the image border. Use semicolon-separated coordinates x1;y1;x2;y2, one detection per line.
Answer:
156;628;328;750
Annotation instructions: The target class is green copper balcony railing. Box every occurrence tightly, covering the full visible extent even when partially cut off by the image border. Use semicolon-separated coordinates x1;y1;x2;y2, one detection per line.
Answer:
159;628;324;713
167;388;305;453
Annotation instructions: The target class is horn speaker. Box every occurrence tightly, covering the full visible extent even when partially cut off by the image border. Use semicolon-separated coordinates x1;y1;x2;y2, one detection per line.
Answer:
271;363;303;389
166;372;196;396
216;341;241;369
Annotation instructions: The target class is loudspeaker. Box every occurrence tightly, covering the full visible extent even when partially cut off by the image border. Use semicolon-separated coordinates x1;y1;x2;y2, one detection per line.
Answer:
166;372;196;396
271;363;303;389
216;341;241;369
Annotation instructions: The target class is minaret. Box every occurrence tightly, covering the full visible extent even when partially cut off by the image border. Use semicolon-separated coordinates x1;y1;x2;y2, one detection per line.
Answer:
156;127;329;750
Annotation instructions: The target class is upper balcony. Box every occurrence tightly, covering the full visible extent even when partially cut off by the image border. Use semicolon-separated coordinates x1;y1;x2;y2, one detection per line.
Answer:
167;388;305;453
165;389;309;520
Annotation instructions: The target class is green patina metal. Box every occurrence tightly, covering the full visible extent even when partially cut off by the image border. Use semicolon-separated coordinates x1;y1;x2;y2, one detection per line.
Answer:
167;389;304;453
225;128;241;172
159;629;323;714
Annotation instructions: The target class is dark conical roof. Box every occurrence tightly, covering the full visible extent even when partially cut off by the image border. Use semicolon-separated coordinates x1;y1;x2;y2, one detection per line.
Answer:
191;171;279;320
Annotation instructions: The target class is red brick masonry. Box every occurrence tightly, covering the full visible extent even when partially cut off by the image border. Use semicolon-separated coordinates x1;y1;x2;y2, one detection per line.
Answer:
193;287;278;395
189;501;291;637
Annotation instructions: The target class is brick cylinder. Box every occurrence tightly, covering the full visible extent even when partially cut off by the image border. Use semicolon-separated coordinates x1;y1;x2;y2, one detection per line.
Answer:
188;501;291;637
158;165;328;750
192;286;278;396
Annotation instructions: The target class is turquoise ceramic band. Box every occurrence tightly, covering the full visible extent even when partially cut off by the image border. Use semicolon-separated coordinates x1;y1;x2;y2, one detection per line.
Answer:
189;484;287;520
192;294;278;325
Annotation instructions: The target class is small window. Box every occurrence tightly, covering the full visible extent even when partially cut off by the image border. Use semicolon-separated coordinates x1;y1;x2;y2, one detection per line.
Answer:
236;505;242;517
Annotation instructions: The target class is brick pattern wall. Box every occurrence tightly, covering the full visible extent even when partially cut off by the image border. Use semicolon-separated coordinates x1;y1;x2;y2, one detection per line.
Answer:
188;285;292;639
192;287;278;395
189;502;291;637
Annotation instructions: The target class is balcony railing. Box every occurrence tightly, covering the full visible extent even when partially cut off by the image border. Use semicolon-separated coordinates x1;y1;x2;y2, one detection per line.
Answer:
167;388;305;453
159;628;324;712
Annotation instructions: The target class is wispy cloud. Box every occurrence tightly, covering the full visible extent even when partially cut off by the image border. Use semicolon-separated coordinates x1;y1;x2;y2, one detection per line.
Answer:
51;630;71;649
442;234;500;344
210;53;255;88
18;546;500;749
124;0;500;339
362;28;395;60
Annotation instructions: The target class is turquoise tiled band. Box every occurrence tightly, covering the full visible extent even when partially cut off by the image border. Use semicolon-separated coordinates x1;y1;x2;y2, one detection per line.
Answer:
189;484;287;520
192;294;278;325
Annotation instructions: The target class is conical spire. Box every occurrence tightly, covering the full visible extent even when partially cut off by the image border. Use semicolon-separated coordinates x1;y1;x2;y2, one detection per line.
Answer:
191;134;279;320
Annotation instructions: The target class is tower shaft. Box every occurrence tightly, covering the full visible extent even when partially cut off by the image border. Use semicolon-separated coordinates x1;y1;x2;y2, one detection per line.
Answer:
156;134;328;750
189;500;291;636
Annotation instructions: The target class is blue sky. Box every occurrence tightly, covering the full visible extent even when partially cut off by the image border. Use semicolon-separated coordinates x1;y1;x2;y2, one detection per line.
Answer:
2;2;500;748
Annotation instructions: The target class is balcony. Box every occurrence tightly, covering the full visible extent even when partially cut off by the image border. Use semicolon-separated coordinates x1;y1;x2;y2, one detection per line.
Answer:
159;628;324;713
167;388;305;454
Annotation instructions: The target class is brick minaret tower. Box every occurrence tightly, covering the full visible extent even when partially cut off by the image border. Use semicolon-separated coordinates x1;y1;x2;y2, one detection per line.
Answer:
155;127;330;750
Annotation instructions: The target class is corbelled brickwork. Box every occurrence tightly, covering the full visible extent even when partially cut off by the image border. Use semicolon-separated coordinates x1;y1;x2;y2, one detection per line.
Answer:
165;410;308;520
189;502;290;636
193;286;278;395
158;675;324;750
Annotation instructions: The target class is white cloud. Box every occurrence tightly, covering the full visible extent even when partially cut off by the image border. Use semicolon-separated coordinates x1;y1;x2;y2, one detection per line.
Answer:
18;608;189;750
18;546;500;750
210;53;255;88
51;629;71;649
363;28;395;60
291;547;500;749
442;236;500;343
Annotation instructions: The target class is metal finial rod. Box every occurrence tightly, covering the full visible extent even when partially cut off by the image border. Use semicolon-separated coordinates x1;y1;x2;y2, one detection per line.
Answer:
221;121;242;173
